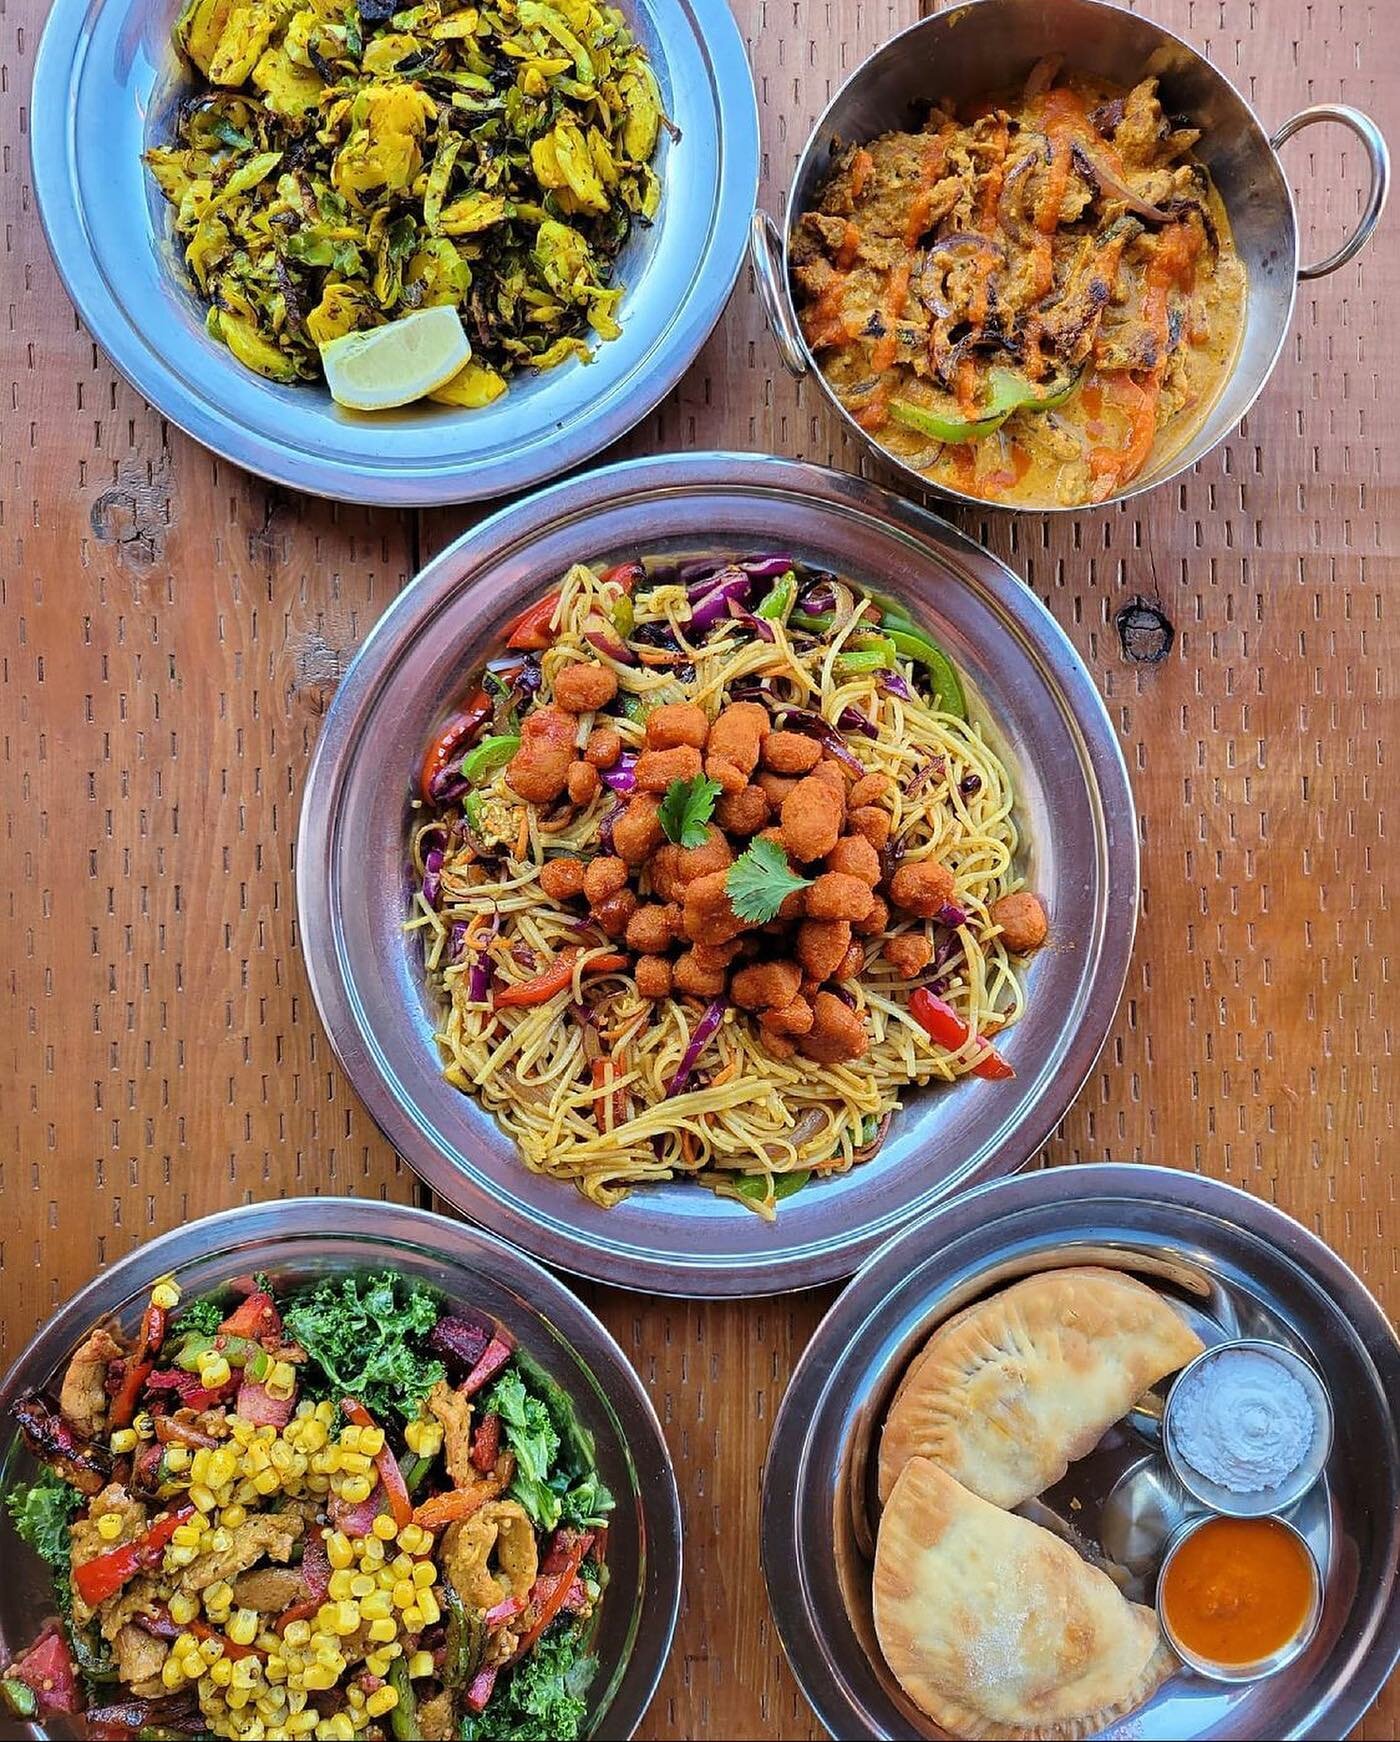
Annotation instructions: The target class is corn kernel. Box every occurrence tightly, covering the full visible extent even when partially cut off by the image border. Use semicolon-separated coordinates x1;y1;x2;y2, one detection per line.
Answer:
229;1608;260;1647
253;1467;281;1496
300;1664;337;1692
363;1650;393;1679
286;1714;318;1737
366;1617;396;1644
331;1600;360;1636
407;1650;434;1679
221;1503;248;1530
411;1561;435;1590
402;1605;424;1631
190;1483;218;1514
206;1580;234;1611
209;1448;239;1487
283;1621;312;1649
358;1426;385;1457
404;1419;442;1459
364;1687;399;1720
348;1573;375;1600
361;1538;386;1568
401;1524;431;1557
165;1444;192;1473
226;1684;252;1710
327;1569;354;1603
96;1510;126;1541
210;1656;235;1687
326;1531;353;1570
346;1685;366;1710
208;1529;234;1557
200;1354;233;1388
338;1474;373;1505
133;1411;155;1439
392;1581;415;1611
109;1428;139;1455
265;1654;288;1684
232;1657;260;1687
165;1592;196;1627
151;1277;182;1309
340;1425;362;1452
360;1588;393;1621
265;1364;296;1403
161;1658;186;1691
324;1714;355;1742
309;1630;337;1657
370;1513;397;1542
416;1589;440;1628
168;1543;199;1567
199;1635;226;1664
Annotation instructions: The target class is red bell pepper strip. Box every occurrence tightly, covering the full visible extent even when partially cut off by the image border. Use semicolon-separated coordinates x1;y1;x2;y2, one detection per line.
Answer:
73;1504;195;1609
514;1530;594;1658
470;1412;501;1474
218;1289;282;1342
908;987;1015;1080
109;1300;169;1430
502;593;562;651
153;1415;220;1450
599;561;643;590
341;1399;413;1530
461;1336;512;1398
419;690;493;801
493;950;628;1010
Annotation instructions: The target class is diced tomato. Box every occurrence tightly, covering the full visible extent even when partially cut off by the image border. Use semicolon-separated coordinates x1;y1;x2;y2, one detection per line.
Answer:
218;1290;282;1343
4;1626;81;1715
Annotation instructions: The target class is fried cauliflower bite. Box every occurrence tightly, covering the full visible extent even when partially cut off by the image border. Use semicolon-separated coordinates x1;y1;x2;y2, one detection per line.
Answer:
805;872;877;923
505;703;577;804
888;859;958;916
636;954;673;998
834;940;866;979
582;855;629;904
761;731;822;775
715;785;771;835
682;869;747;942
673;826;733;883
825;834;882;885
780;776;845;862
730;960;803;1012
584;725;622;767
613;794;666;864
760;996;814;1036
847;771;891;807
625;903;676;955
539;856;586;901
848;804;892;849
855;895;890;938
990;890;1049;953
796;918;852;982
635;745;704;792
882;933;932;977
798;991;869;1064
757;772;798;809
567;760;601;804
704;702;769;786
673;949;728;996
554;661;618;713
645;702;709;750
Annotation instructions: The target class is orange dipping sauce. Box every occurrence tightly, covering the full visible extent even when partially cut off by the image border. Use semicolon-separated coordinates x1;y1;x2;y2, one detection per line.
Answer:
1160;1516;1318;1668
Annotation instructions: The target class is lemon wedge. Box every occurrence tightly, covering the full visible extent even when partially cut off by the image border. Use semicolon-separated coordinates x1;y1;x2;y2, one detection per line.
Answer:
320;307;472;412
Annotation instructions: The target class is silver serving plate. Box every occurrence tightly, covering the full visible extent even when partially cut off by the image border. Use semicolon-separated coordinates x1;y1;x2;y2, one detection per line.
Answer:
296;452;1138;1295
29;0;758;505
760;1163;1400;1740
0;1198;682;1741
749;0;1389;513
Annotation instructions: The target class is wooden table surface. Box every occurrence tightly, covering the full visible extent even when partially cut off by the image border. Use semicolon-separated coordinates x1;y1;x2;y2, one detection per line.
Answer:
1;0;1395;1736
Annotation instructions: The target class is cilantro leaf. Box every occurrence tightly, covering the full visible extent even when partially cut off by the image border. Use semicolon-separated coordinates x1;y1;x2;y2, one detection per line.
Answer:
657;775;722;848
726;837;812;923
283;1272;444;1422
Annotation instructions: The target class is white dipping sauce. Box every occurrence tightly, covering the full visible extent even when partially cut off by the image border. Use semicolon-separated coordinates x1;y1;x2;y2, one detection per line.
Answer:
1171;1349;1316;1493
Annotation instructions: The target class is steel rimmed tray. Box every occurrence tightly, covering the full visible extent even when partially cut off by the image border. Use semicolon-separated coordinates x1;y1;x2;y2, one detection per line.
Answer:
29;0;758;505
296;452;1138;1295
760;1162;1400;1740
0;1197;682;1741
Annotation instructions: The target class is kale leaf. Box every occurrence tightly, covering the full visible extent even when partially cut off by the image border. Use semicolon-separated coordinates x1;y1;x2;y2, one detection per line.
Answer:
460;1624;597;1742
283;1271;444;1421
6;1470;83;1616
172;1294;227;1338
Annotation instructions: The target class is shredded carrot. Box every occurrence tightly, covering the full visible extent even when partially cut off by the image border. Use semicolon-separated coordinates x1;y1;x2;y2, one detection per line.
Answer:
709;1056;739;1088
680;1131;699;1167
849;146;874;201
514;809;530;859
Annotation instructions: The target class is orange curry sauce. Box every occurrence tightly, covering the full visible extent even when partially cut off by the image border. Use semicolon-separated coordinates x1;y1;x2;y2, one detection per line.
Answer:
1160;1517;1317;1668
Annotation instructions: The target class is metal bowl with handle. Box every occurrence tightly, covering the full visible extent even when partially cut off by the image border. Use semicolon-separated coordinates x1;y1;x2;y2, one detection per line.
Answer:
750;0;1389;512
0;1198;682;1740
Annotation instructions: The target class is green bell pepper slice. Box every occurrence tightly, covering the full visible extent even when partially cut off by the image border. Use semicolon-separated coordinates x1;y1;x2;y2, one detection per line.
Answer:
889;365;1083;445
461;733;521;785
755;571;798;623
0;1679;37;1720
885;628;967;719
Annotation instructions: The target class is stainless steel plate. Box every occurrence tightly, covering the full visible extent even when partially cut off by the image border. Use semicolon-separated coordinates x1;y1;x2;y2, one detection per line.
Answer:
0;1198;681;1741
29;0;758;505
296;453;1138;1295
760;1163;1400;1740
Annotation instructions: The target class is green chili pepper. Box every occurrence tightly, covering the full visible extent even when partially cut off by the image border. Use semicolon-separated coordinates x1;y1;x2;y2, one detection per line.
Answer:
460;733;521;785
889;365;1083;445
833;649;894;678
441;1584;487;1688
885;629;967;719
755;571;798;623
611;595;636;638
618;693;648;724
401;1452;432;1496
788;610;835;634
387;1657;417;1741
173;1334;270;1381
0;1680;37;1720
